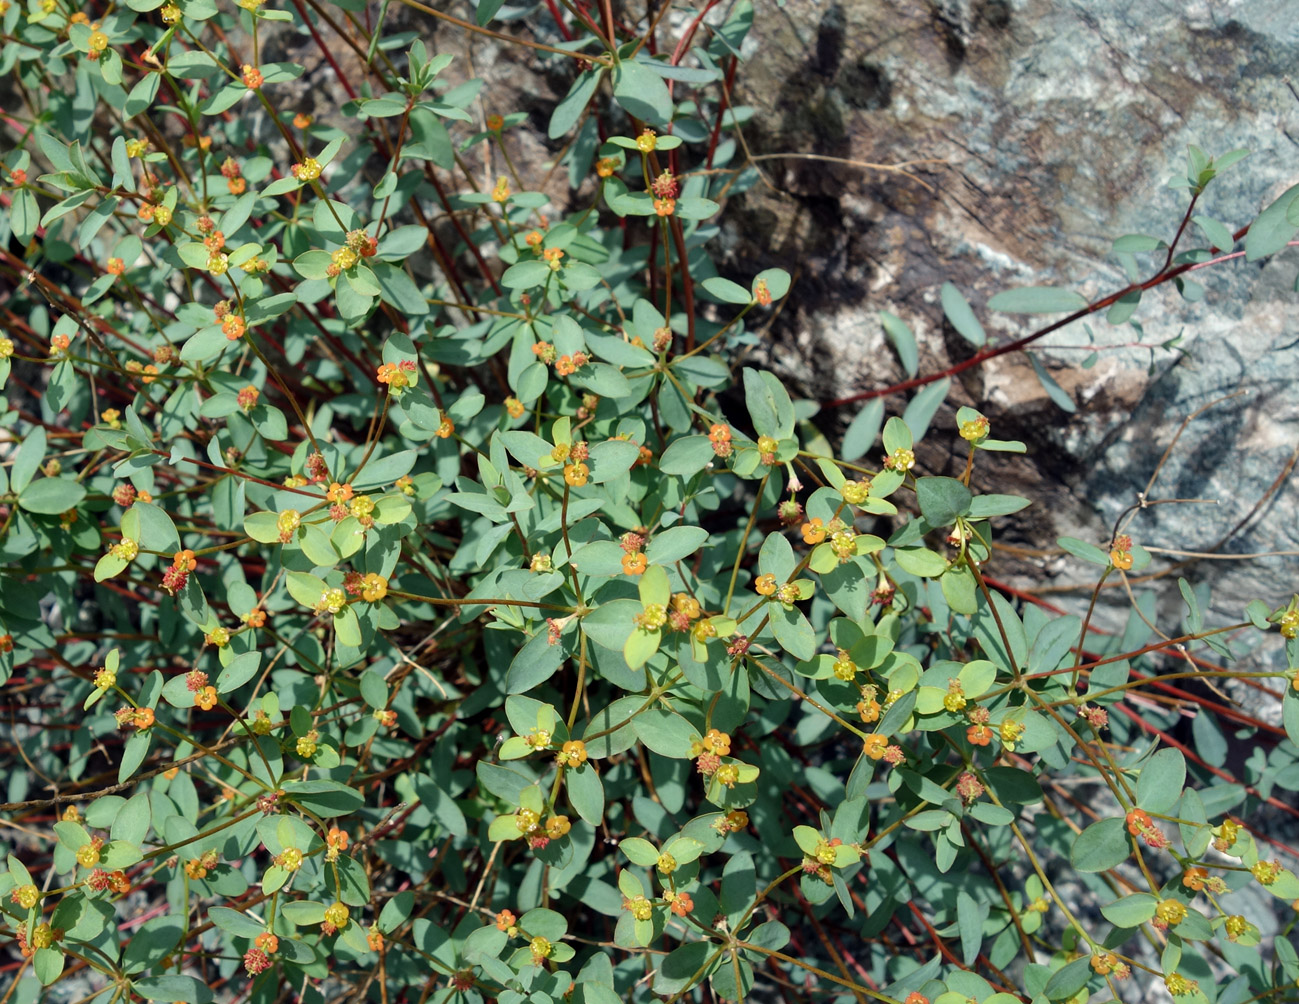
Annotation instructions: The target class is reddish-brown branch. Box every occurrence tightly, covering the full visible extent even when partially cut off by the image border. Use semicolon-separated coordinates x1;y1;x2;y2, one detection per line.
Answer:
823;222;1264;410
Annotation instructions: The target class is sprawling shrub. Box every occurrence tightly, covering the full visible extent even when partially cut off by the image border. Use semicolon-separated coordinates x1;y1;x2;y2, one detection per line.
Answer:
2;1;1298;1003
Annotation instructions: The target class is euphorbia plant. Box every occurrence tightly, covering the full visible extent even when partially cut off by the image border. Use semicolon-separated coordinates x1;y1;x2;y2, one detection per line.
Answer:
3;0;1299;1002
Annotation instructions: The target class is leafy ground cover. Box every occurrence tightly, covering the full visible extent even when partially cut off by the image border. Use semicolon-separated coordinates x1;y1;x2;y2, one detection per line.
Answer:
2;1;1299;1002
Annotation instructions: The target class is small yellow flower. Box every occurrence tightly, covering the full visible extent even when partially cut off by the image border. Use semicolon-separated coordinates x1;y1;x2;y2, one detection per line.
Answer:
840;479;871;505
1251;860;1281;885
636;603;667;630
323;901;349;929
76;841;101;868
12;884;39;910
515;808;540;834
959;415;989;441
1155;899;1187;925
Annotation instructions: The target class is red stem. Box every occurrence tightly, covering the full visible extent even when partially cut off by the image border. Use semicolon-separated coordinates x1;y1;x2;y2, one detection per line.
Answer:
823;223;1265;410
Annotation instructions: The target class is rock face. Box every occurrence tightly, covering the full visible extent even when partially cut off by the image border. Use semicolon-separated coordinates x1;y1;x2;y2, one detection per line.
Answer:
718;0;1299;637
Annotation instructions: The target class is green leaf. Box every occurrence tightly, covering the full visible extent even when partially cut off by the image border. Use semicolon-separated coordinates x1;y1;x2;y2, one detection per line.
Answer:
881;416;912;455
624;627;661;670
566;764;604;825
550;69;602;139
701;276;751;304
244;511;282;544
632;708;696;758
12;189;40;244
587;438;641;482
879;311;918;377
360;670;388;710
132;975;215;1002
118;728;151;783
967;494;1030;518
1111;233;1165;253
1100;893;1157;928
646;526;709;565
1070;817;1128;872
901;378;950;441
180;326;231;363
34;948;64;986
501;261;550;289
1058;536;1109;566
612;59;672;125
94;552;129;582
675;197;720;220
286;571;328;607
842;399;883;462
1107;289;1142;325
379;890;414;934
770;604;816;661
1285;685;1299;748
754;268;791;300
299;523;338;567
941;563;978;615
658;435;715;477
1028;354;1076;412
1042;957;1092;1001
11;425;46;492
1244;182;1299;261
654;942;713;996
941;282;986;346
914;477;971;527
507;627;565;692
956;890;988;966
1192;214;1235;251
475;0;504;24
216;652;261;694
209;906;267;937
281;779;364;816
987;287;1088;314
741;367;794;440
1136;748;1185;814
893;547;948;578
18;477;87;514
